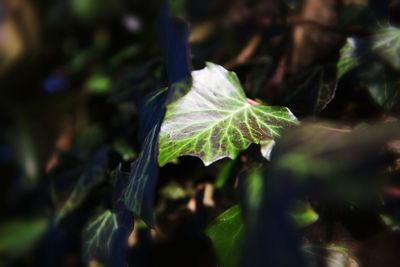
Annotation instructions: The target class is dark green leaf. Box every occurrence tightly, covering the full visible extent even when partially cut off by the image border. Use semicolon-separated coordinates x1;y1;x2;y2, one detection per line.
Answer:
289;65;337;114
122;3;191;226
359;62;400;110
123;125;160;226
55;147;109;223
337;36;400;109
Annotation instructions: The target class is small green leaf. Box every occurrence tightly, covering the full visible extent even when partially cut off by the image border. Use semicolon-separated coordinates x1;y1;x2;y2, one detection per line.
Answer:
337;38;359;80
0;218;48;258
158;63;298;166
290;201;319;228
206;205;244;267
82;210;118;261
85;72;111;94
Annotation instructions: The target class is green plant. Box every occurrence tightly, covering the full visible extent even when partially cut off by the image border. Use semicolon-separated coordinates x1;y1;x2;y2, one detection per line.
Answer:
2;1;400;267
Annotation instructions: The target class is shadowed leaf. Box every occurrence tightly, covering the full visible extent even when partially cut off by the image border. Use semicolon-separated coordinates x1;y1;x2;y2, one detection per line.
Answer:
123;3;191;226
82;210;118;261
337;36;400;109
124;125;160;226
55;147;109;223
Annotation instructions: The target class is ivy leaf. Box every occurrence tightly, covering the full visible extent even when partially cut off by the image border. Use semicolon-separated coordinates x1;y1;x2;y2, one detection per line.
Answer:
288;64;337;114
337;37;400;110
82;167;134;266
123;2;191;226
372;25;400;71
206;205;244;267
358;62;400;110
337;38;360;80
208;170;318;267
158;63;298;166
54;146;109;223
206;203;318;267
82;210;119;261
123;124;160;226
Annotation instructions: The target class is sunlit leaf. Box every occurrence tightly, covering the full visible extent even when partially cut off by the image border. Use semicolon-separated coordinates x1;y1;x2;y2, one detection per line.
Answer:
158;63;298;166
372;25;400;70
206;205;244;267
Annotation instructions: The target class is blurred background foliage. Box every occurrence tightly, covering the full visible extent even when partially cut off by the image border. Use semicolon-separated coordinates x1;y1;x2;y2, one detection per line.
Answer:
2;0;400;266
